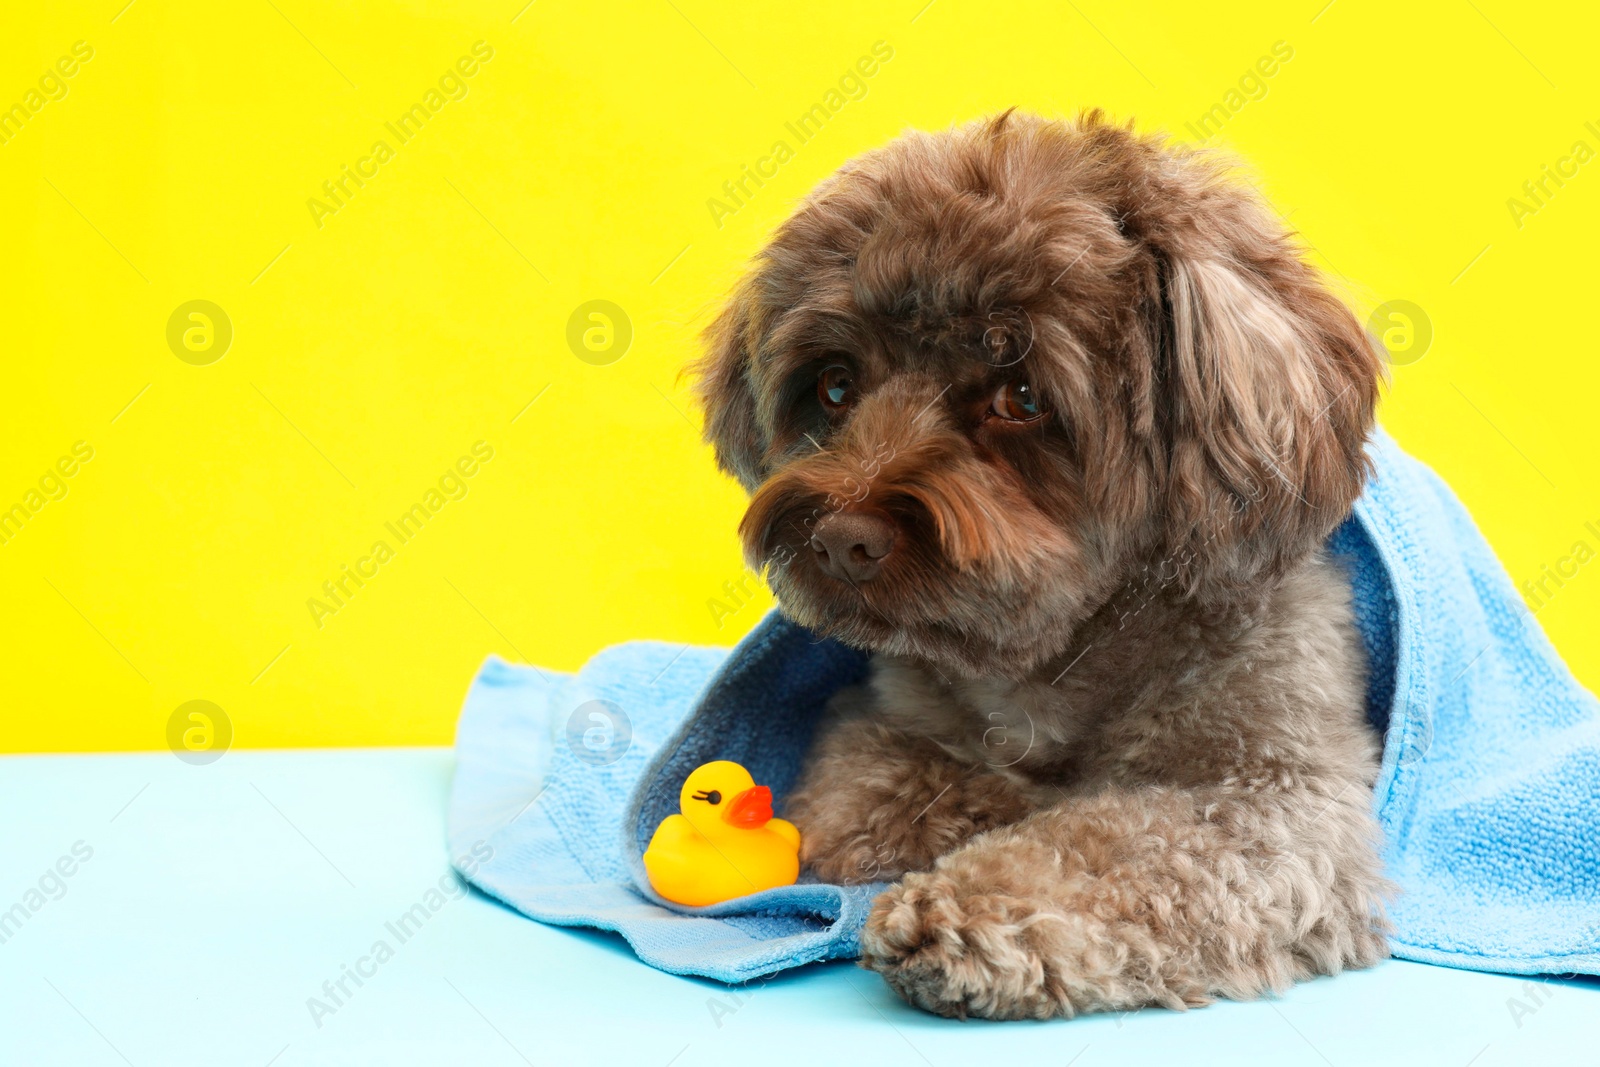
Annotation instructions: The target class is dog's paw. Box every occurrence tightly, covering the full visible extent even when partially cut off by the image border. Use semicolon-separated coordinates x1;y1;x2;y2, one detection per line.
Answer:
859;873;1073;1019
801;831;909;885
860;869;1202;1020
792;771;1031;885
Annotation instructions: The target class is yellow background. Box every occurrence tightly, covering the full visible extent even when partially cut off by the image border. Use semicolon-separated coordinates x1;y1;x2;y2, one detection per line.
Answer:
3;0;1596;752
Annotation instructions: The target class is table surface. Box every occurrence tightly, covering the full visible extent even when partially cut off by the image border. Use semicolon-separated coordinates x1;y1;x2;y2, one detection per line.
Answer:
0;748;1593;1067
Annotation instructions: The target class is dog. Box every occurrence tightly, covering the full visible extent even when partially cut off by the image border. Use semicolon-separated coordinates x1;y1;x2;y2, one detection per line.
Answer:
692;109;1389;1020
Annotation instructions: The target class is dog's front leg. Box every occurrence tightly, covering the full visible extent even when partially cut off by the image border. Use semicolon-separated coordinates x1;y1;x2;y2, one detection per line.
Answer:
859;781;1388;1019
783;716;1034;884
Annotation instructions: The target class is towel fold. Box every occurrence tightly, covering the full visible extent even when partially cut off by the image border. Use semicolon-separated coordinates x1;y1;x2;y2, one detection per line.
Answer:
449;427;1600;982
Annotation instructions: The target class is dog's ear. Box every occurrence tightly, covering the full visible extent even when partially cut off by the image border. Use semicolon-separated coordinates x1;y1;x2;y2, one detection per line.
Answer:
1148;176;1383;594
690;279;767;493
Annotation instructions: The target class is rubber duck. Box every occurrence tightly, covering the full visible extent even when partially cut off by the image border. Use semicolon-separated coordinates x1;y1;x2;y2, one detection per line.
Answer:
643;760;800;906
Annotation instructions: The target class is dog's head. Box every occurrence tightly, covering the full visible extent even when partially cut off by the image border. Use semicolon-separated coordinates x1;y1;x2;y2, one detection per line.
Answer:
694;111;1382;678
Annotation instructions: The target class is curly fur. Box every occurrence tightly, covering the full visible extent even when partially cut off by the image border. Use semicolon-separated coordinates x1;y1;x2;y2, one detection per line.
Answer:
692;110;1390;1020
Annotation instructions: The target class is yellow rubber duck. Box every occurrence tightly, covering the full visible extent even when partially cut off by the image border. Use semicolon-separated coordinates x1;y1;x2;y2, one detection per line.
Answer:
643;760;800;907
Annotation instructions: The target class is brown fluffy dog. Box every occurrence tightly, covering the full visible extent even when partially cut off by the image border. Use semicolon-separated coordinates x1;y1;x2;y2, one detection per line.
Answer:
692;110;1389;1020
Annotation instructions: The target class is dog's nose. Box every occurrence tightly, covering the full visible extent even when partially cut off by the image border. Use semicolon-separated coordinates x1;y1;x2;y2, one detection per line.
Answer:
809;510;896;583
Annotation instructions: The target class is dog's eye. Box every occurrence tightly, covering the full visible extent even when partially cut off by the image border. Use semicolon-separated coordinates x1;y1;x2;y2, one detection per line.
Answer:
818;364;856;410
990;380;1046;421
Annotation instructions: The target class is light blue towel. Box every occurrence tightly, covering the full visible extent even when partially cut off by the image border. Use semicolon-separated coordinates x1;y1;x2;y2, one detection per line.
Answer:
448;427;1600;982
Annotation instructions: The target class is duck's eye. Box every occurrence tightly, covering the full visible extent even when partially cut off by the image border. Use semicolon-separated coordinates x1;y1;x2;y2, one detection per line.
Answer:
692;789;722;805
818;364;855;410
990;379;1046;422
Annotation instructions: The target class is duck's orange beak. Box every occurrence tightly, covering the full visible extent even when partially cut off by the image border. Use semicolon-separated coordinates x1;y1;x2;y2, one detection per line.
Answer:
722;785;773;828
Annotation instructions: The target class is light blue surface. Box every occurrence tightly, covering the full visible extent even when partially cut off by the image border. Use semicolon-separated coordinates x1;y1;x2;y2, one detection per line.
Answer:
1;748;1595;1066
450;428;1600;983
